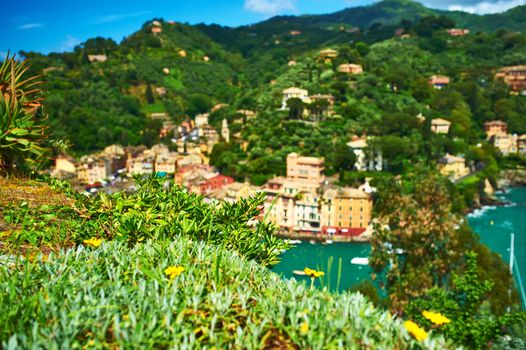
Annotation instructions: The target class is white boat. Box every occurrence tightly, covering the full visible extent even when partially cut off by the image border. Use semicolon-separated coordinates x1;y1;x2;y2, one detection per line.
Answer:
286;239;302;245
309;240;316;245
351;257;369;265
326;239;333;244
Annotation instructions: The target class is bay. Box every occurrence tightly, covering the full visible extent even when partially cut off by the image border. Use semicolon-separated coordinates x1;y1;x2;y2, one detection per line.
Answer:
273;186;526;302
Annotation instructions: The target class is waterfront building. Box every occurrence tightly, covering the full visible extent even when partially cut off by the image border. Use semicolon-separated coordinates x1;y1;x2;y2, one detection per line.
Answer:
489;133;518;155
320;187;372;236
518;135;526;155
77;156;109;185
155;152;178;174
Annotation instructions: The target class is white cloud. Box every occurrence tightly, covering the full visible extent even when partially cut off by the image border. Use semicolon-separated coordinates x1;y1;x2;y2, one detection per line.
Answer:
17;23;43;30
97;10;153;24
56;35;81;52
448;0;525;14
244;0;296;16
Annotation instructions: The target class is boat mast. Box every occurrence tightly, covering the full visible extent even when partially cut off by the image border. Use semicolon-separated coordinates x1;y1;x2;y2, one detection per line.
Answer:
510;233;514;274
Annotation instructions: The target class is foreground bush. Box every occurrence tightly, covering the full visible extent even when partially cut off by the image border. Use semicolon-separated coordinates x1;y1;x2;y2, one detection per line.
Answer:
3;176;287;266
0;238;453;349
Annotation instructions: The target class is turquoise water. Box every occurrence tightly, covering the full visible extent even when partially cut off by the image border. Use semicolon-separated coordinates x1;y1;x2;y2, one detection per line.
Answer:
273;186;526;301
272;242;371;292
468;186;526;306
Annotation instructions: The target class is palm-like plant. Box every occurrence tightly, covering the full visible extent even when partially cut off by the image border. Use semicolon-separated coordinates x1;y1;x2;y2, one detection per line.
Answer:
0;53;49;173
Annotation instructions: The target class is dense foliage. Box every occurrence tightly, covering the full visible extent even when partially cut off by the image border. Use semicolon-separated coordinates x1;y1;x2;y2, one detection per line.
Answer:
0;54;49;173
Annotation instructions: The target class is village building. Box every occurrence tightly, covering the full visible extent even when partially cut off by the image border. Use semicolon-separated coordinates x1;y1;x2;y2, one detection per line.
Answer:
101;144;127;174
195;113;209;128
288;60;297;67
518;135;526;155
151;27;162;34
489;133;518;155
88;55;108;63
286;153;324;184
438;154;470;181
221;118;230;143
155;152;178;174
174;164;233;195
347;136;383;171
319;49;338;59
495;65;526;93
208;182;261;203
431;118;451;134
429;75;450;89
52;155;77;179
289;30;302;36
484;120;508;138
177;153;204;168
320;187;373;237
447;28;470;36
337;64;363;75
281;87;310;110
77;156;109;185
178;50;187;58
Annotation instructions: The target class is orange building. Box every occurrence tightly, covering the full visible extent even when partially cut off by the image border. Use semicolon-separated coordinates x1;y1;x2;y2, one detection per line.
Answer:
495;66;526;92
484;120;508;138
286;153;324;184
321;187;373;235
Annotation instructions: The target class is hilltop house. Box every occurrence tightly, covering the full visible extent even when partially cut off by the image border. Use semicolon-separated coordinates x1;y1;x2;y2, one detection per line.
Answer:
337;64;363;75
347;136;383;171
319;49;338;59
439;154;470;181
447;28;469;36
484;120;508;138
88;55;107;63
431;118;451;134
281;87;310;109
495;65;526;93
429;75;450;89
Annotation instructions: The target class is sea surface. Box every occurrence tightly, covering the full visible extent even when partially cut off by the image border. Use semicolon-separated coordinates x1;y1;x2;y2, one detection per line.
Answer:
273;186;526;303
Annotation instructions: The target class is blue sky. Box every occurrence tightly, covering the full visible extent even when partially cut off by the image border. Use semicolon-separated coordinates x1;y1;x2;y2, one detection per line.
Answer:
1;0;524;56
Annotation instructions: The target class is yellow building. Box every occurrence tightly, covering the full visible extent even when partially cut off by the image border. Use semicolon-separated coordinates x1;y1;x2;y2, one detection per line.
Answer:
321;187;372;232
319;49;339;59
286;153;324;184
77;156;108;185
438;154;470;180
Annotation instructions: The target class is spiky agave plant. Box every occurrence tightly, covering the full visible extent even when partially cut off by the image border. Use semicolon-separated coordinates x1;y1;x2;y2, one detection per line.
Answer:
0;53;49;173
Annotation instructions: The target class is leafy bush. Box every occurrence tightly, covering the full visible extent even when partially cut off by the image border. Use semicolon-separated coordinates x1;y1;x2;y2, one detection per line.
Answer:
0;238;453;349
0;54;49;173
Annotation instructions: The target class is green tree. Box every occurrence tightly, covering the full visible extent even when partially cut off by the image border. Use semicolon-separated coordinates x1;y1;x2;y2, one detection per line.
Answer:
145;83;154;104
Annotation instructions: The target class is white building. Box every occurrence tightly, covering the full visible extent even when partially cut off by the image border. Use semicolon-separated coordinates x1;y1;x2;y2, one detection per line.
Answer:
281;87;310;110
347;137;383;171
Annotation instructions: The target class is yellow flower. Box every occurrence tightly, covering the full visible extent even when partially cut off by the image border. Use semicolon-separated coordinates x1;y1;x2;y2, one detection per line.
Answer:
164;266;184;279
304;267;325;278
422;311;451;326
404;320;428;341
83;237;102;248
122;314;129;321
300;321;309;334
87;339;95;346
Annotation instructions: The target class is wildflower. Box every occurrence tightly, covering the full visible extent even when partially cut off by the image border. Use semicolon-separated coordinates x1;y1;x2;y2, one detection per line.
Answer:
422;311;451;326
404;320;428;341
304;267;325;278
87;339;95;346
300;321;309;334
164;265;184;279
83;237;102;248
122;314;129;321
